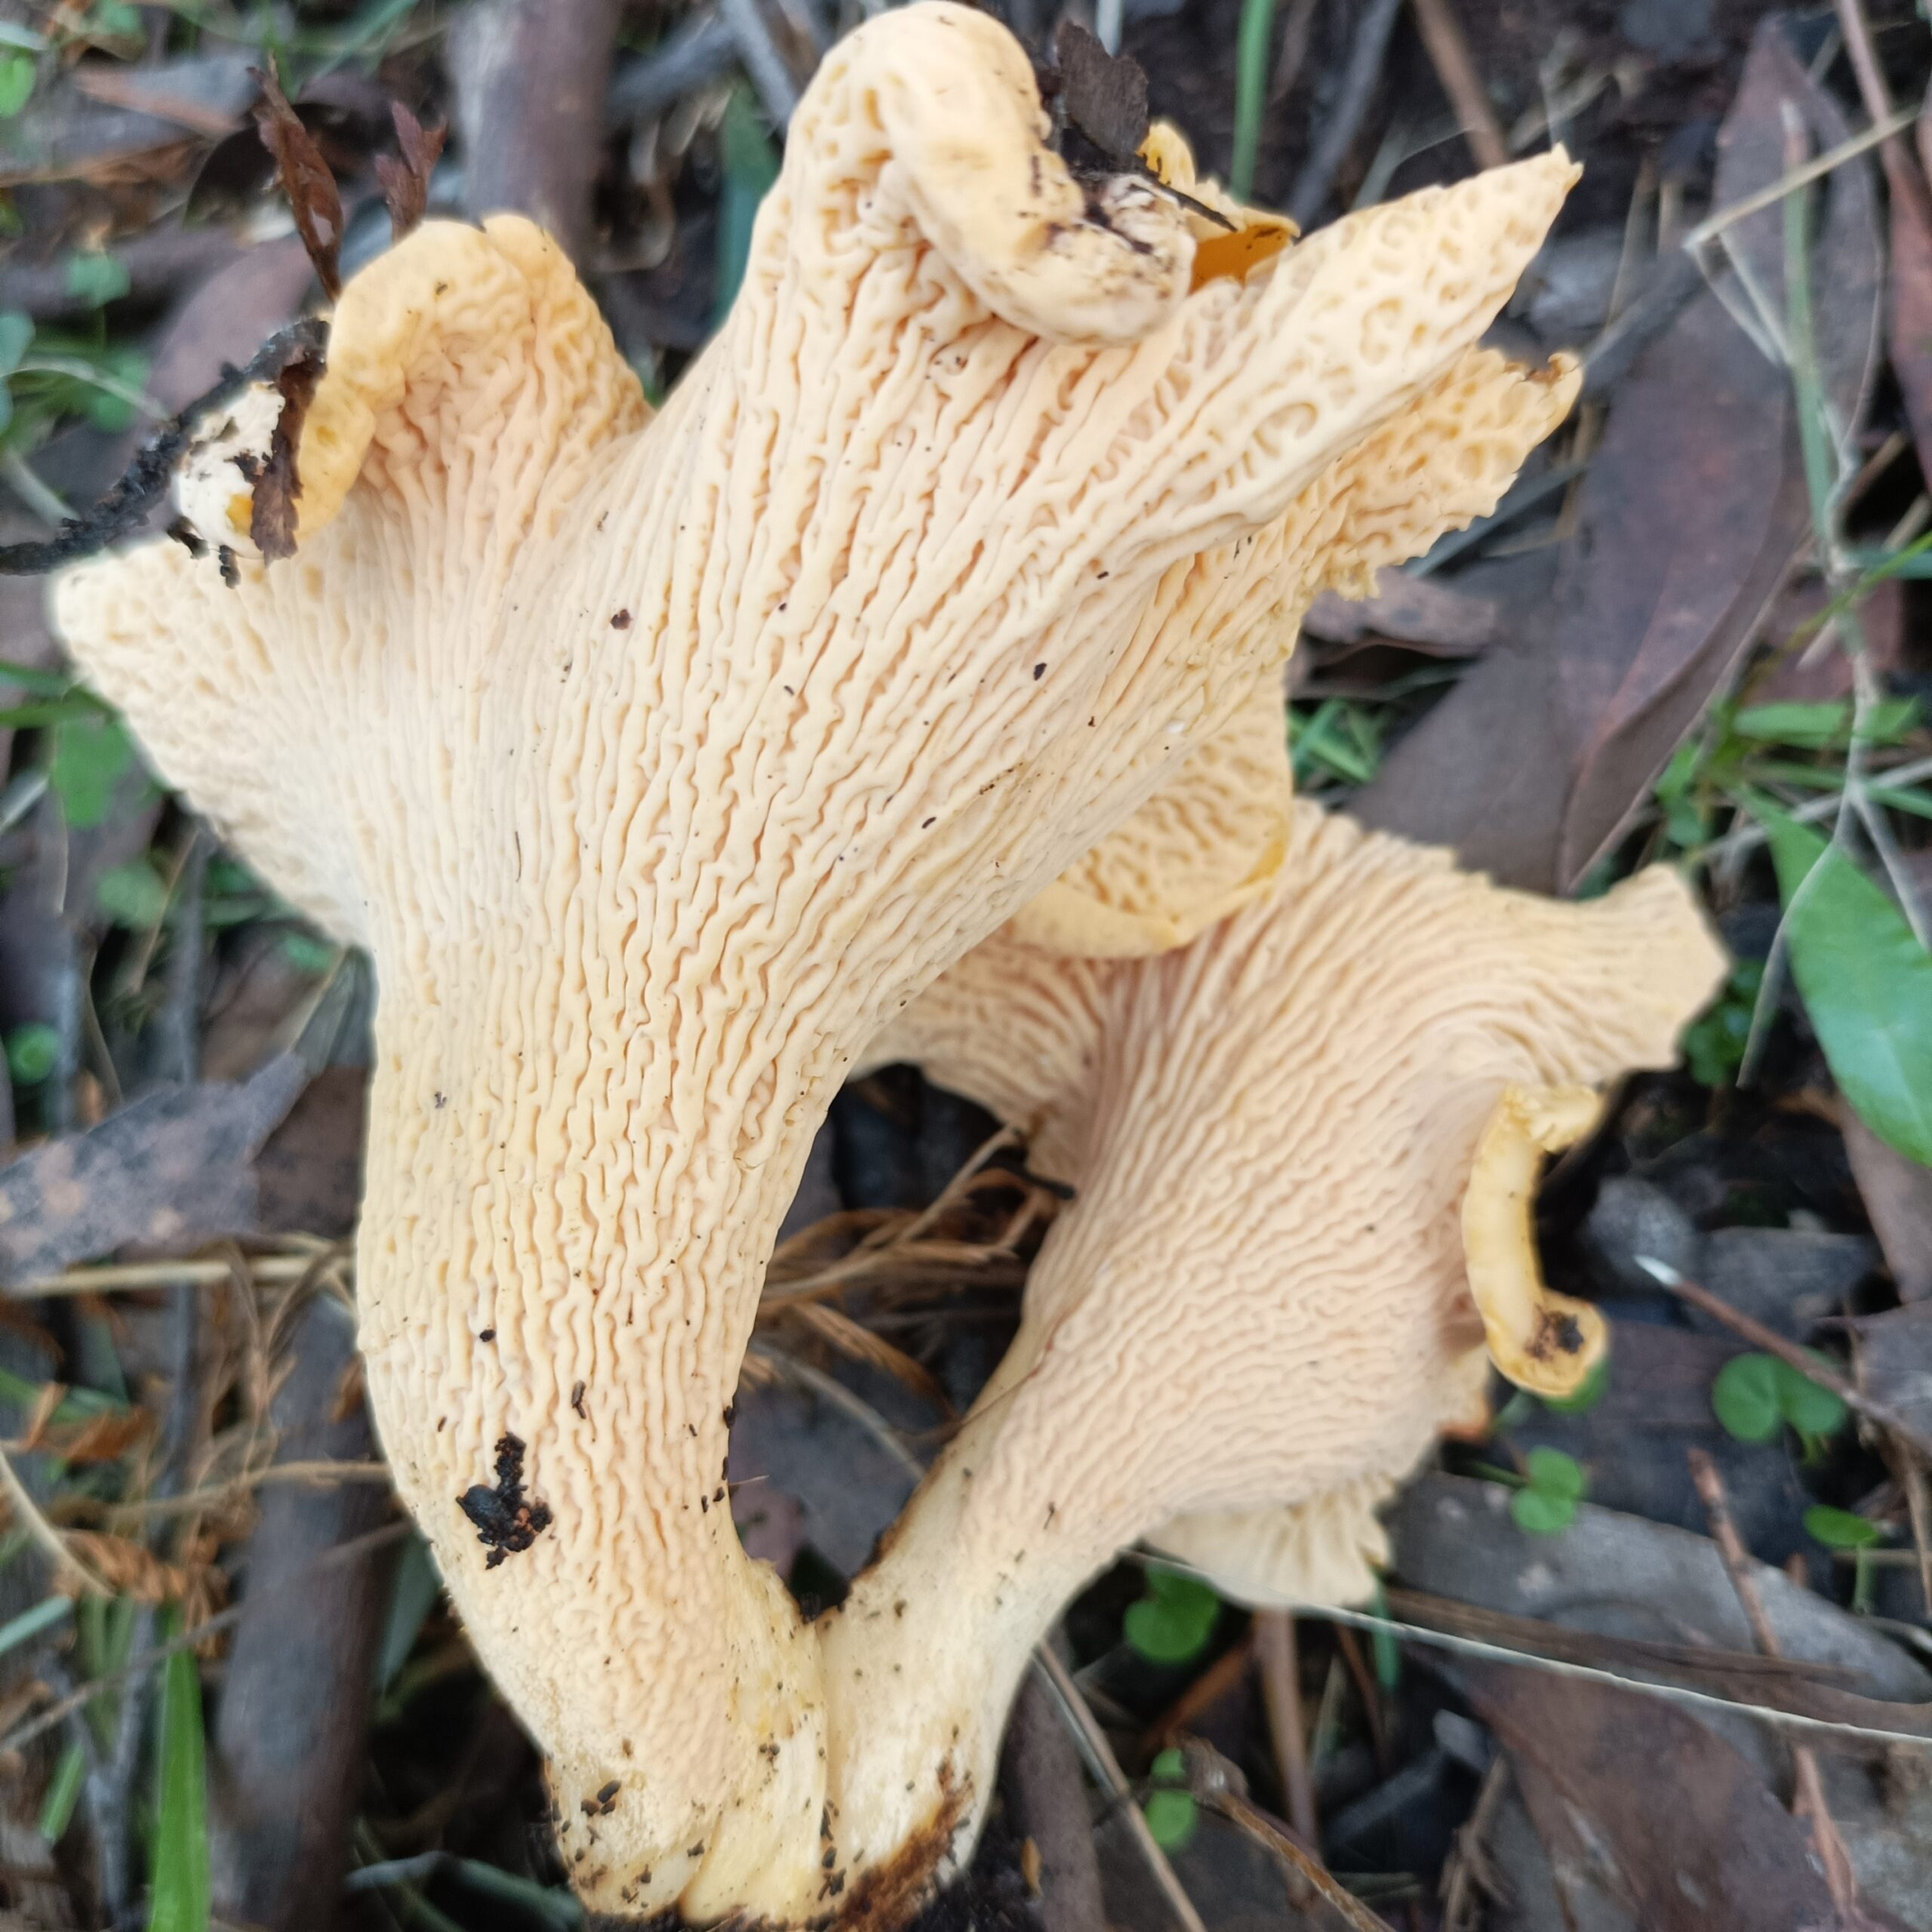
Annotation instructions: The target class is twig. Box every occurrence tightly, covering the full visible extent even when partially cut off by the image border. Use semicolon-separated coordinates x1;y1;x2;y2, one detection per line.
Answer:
1832;0;1932;233
1141;1629;1255;1750
1689;1450;1867;1923
452;0;621;266
1407;0;1506;171
1636;1257;1932;1461
0;1438;109;1594
1315;1603;1932;1750
152;829;208;1086
1254;1610;1317;1845
1439;1756;1510;1932
1033;1647;1209;1932
1287;0;1404;225
1680;106;1915;254
1178;1740;1392;1932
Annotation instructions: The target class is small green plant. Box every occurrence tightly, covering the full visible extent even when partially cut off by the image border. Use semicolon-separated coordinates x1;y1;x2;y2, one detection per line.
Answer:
1681;958;1767;1090
6;1020;58;1086
94;858;170;930
1143;1746;1198;1851
1289;697;1382;789
48;712;137;828
1124;1564;1220;1665
1759;801;1932;1167
0;51;35;118
1804;1504;1886;1614
1540;1358;1610;1416
1508;1446;1586;1535
1711;1350;1847;1452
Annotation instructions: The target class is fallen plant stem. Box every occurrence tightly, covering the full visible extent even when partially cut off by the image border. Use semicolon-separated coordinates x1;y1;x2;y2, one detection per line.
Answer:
1254;1609;1317;1844
1689;1448;1866;1921
1407;0;1506;170
1178;1737;1392;1932
1638;1258;1932;1460
1034;1647;1209;1932
1680;106;1913;253
1317;1603;1932;1751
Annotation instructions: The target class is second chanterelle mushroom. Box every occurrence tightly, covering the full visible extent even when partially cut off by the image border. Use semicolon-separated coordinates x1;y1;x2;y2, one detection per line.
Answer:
838;734;1724;1886
53;4;1586;1921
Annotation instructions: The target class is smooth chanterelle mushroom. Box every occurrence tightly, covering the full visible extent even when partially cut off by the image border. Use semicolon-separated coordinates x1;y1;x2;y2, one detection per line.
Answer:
54;7;1580;1918
838;799;1723;1878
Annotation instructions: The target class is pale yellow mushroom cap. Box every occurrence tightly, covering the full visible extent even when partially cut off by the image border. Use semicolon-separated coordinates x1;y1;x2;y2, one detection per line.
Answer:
828;806;1723;1867
51;7;1582;1919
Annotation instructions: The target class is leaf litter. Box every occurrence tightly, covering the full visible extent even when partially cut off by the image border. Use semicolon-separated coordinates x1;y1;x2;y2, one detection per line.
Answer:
0;7;1928;1932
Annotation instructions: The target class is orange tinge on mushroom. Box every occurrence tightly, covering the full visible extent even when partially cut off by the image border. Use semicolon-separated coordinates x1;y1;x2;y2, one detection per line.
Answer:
840;801;1724;1882
54;7;1581;1922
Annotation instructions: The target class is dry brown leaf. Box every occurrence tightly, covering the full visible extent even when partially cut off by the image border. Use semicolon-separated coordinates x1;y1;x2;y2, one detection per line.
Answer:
1356;18;1879;890
248;339;323;563
374;102;447;245
1464;1662;1841;1932
0;1054;307;1288
251;63;343;300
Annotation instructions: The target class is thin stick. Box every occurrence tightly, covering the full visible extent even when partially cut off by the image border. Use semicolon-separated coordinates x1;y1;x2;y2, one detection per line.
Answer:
1407;0;1506;170
1689;1450;1866;1920
0;1438;109;1595
1832;0;1932;232
1032;1647;1208;1932
1254;1610;1317;1844
1637;1258;1932;1461
1680;107;1915;252
1180;1741;1392;1932
1315;1604;1932;1751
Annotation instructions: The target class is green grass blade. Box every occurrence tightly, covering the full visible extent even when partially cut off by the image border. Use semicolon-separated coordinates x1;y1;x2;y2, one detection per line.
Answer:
38;1740;85;1843
0;1592;72;1660
1230;0;1277;205
1761;801;1932;1163
146;1616;210;1932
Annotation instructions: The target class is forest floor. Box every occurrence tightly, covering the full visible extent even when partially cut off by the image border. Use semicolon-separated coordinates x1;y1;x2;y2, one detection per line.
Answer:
2;2;1932;1931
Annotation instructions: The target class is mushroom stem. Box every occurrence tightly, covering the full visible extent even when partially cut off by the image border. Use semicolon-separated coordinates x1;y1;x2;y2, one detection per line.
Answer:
357;998;841;1917
1459;1082;1609;1398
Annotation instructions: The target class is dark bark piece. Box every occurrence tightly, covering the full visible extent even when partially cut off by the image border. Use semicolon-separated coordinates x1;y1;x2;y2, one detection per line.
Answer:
210;1293;394;1932
1000;1671;1106;1932
1844;1110;1932;1303
251;65;343;301
1465;1663;1838;1932
452;0;622;267
1355;17;1880;891
0;1054;306;1286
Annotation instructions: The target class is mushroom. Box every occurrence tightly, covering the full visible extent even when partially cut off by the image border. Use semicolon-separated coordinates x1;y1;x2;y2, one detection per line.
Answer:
51;7;1581;1918
829;799;1724;1883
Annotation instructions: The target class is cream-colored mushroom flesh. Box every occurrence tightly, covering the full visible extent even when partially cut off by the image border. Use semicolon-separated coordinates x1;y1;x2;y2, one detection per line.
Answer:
52;9;1579;1921
839;801;1723;1878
